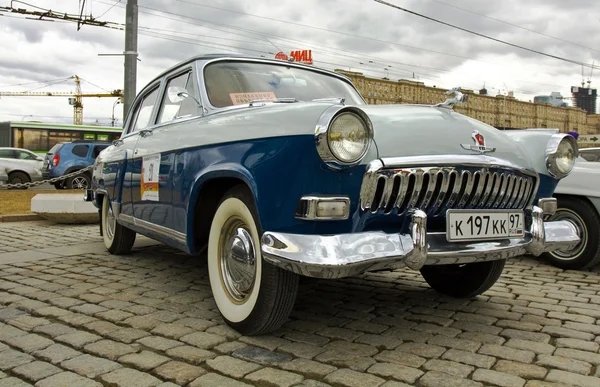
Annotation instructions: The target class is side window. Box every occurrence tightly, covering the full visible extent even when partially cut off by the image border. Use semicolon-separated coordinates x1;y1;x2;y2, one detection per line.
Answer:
92;145;109;159
158;71;198;124
130;87;160;133
19;151;37;160
71;145;90;158
0;150;12;158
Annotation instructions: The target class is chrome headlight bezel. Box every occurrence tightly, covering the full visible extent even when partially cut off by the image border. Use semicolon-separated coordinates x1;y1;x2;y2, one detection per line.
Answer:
315;106;373;169
545;133;578;179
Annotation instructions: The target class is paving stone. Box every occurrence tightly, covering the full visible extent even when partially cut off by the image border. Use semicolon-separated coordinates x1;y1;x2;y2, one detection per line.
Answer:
523;381;571;387
323;341;378;357
123;316;162;330
70;303;108;315
367;362;423;384
55;331;101;349
554;348;600;365
189;373;252;387
83;339;137;361
284;331;330;346
33;344;81;365
324;368;385;387
172;318;216;331
84;320;120;335
546;370;600;387
99;367;162;387
137;336;183;351
119;351;171;371
232;345;292;365
316;327;362;341
494;360;548;379
423;359;474;378
61;354;121;378
418;370;483;387
165;346;215;365
541;326;594;341
206;356;261;378
536;355;592;375
0;376;32;387
314;351;376;372
35;371;102;387
12;361;61;382
150;323;195;339
8;316;51;331
479;344;535;363
179;332;227;349
505;339;555;355
153;361;206;385
34;306;71;318
106;328;150;344
214;341;248;355
472;368;525;387
395;342;446;358
55;313;96;327
278;342;326;359
0;349;34;370
280;358;336;379
0;322;27;340
32;323;76;338
427;335;481;352
353;333;402;350
442;348;496;369
555;338;600;353
500;329;552;343
374;350;427;368
238;335;290;351
4;333;53;353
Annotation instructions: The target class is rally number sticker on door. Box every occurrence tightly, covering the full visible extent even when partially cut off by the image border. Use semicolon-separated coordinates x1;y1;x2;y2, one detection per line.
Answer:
141;154;160;201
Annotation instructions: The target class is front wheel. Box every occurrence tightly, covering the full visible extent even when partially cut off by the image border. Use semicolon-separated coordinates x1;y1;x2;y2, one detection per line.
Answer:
420;259;505;298
8;171;30;190
102;196;136;255
541;196;600;270
208;185;299;336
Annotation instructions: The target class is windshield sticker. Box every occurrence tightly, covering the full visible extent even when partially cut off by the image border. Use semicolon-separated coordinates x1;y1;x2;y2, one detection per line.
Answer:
230;92;277;105
141;154;160;201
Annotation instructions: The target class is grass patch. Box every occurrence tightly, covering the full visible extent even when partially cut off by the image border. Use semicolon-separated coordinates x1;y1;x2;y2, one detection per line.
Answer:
0;189;83;215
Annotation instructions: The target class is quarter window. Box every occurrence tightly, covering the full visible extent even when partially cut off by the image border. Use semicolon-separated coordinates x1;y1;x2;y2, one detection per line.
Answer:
18;151;37;160
71;145;90;158
131;87;160;133
0;150;14;158
158;71;198;124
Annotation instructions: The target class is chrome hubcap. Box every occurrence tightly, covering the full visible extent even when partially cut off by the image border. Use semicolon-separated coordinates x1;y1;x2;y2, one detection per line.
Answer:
105;203;116;240
72;176;88;189
550;209;587;260
219;219;256;303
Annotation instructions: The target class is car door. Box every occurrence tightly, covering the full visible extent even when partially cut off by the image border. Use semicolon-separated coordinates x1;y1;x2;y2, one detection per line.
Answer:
131;68;200;234
108;84;161;218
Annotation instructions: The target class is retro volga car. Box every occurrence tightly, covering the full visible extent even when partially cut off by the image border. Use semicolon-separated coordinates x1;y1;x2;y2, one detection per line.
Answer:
88;55;580;335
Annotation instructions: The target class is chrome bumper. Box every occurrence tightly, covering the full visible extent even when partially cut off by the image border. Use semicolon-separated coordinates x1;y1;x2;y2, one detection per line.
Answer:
261;206;580;279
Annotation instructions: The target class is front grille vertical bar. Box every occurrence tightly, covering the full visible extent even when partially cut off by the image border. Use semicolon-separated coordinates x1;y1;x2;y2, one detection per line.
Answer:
445;171;465;209
430;170;451;214
420;171;440;210
492;173;509;208
394;173;410;215
517;179;532;209
457;171;474;208
500;175;515;208
478;172;496;208
360;170;378;210
378;175;394;211
485;173;503;207
506;177;522;208
406;171;424;210
468;170;485;207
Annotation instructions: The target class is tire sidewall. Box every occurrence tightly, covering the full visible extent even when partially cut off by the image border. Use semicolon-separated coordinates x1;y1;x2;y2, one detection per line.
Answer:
69;173;90;190
208;196;262;324
102;197;115;251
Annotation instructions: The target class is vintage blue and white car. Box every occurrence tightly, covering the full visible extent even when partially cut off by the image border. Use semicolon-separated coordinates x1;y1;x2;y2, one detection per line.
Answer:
89;55;580;335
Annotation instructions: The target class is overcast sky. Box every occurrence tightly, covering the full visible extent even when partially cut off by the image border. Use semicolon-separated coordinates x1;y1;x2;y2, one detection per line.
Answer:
0;0;598;127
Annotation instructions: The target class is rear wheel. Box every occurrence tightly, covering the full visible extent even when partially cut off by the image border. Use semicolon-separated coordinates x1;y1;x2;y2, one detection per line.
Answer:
542;196;600;270
420;259;505;298
8;171;30;190
53;182;66;190
66;173;90;190
207;185;299;335
102;196;136;255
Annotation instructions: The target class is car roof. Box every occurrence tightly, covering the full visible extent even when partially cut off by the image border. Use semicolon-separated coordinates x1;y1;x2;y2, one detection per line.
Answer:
0;147;35;152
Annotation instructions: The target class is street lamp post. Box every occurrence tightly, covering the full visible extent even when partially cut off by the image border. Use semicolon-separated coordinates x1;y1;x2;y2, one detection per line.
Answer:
112;100;121;127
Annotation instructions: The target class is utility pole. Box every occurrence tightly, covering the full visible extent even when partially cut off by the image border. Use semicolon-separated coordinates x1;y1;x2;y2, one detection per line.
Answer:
124;0;138;122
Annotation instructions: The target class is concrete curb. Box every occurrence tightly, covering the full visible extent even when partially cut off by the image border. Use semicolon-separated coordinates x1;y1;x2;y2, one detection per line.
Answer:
0;214;43;223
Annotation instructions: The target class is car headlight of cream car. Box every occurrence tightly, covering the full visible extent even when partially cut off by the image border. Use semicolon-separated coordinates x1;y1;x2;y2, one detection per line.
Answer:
546;134;578;179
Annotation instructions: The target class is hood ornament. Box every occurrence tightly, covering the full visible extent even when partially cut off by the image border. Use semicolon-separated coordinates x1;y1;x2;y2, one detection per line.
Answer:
461;130;496;154
436;87;468;109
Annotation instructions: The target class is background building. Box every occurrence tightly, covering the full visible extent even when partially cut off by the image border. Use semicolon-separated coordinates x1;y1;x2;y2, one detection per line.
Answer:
534;92;568;108
335;70;598;136
571;86;598;114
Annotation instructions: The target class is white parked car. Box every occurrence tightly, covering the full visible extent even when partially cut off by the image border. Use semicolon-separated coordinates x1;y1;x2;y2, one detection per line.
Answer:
543;157;600;269
0;167;7;187
0;147;44;188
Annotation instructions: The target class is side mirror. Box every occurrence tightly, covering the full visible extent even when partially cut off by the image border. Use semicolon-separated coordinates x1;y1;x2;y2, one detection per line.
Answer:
167;86;189;103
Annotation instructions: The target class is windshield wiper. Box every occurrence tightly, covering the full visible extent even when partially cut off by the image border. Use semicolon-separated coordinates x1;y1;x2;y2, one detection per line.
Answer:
249;98;299;106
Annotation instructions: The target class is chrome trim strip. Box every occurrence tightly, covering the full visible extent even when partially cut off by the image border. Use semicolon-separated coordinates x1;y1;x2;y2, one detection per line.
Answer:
381;155;536;175
260;205;580;279
119;214;187;245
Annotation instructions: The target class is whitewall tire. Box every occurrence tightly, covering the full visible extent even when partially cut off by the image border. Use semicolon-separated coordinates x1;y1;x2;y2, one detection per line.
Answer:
208;185;298;335
102;196;136;255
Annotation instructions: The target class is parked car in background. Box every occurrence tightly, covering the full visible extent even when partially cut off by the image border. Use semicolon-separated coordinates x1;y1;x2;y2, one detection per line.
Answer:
543;157;600;269
0;147;43;188
579;147;600;162
0;167;8;187
88;55;580;335
43;140;110;190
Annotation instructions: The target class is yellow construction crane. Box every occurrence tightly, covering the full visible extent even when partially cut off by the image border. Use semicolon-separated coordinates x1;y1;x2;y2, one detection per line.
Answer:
0;75;123;125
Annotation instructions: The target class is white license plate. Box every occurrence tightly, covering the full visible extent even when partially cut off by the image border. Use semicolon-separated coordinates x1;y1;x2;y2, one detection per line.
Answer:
447;210;524;242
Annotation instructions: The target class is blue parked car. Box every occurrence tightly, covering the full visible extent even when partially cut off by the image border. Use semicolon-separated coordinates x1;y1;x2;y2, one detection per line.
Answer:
88;55;580;335
43;140;110;189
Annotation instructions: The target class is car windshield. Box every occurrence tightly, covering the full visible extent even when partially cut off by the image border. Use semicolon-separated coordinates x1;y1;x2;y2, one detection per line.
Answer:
203;61;365;108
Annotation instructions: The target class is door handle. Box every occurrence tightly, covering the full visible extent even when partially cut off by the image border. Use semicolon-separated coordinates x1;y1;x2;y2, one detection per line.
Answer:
139;129;153;137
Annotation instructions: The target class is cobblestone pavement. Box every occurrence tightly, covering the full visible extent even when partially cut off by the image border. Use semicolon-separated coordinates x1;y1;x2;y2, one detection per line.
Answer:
1;221;600;387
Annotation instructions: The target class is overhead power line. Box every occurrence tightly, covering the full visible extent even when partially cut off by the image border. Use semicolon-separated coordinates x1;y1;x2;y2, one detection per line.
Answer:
430;0;600;55
374;0;599;70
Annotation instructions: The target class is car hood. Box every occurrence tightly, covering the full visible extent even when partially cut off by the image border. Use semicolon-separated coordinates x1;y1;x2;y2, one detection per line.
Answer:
361;104;531;168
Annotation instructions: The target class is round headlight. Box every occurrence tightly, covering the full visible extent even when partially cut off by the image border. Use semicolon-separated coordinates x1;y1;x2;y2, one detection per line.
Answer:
546;135;578;178
327;112;369;163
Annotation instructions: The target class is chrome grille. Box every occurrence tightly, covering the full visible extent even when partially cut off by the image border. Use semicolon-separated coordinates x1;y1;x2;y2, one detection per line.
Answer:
360;166;536;217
